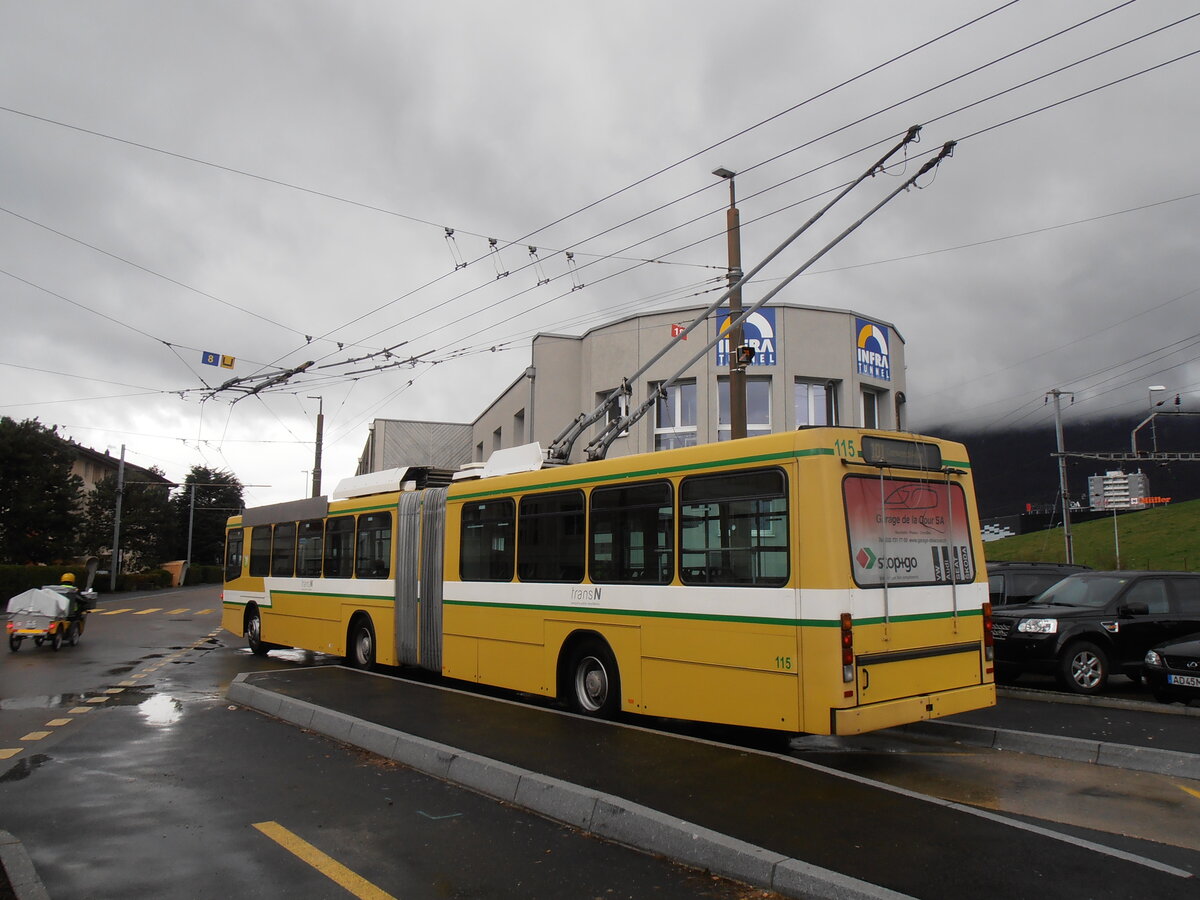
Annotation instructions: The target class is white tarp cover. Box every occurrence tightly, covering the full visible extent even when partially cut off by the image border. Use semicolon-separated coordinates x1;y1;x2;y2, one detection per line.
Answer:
6;588;69;618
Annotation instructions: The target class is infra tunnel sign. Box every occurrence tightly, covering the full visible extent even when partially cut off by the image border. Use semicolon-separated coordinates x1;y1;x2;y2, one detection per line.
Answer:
201;351;236;369
844;475;974;587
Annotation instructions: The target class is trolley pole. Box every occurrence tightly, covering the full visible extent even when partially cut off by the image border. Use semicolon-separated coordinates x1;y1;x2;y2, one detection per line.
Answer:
1048;389;1074;564
714;167;746;440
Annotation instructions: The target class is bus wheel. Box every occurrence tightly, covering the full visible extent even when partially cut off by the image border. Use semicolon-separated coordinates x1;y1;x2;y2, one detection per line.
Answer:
246;608;270;657
567;640;620;718
347;616;376;670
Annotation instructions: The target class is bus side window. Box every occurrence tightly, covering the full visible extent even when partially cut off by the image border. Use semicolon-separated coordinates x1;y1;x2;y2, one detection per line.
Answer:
324;516;354;578
248;526;271;577
679;468;789;587
518;490;585;583
297;519;324;578
590;481;673;584
356;513;392;579
271;522;297;578
224;528;244;582
460;499;515;582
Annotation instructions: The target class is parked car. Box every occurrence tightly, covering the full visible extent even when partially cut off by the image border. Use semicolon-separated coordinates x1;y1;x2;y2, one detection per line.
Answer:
987;560;1090;607
991;571;1200;694
1143;634;1200;705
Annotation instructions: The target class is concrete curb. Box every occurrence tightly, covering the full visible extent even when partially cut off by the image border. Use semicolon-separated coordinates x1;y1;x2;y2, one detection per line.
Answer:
898;719;1200;780
0;829;49;900
227;674;911;900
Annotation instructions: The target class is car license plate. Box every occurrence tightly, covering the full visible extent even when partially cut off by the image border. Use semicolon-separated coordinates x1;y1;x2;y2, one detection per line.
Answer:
1167;674;1200;687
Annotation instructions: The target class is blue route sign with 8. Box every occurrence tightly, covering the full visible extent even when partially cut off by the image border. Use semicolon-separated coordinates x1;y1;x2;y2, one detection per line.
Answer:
201;351;236;369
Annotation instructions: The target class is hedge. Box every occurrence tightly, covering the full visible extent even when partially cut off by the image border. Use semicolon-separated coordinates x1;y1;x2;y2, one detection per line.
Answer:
0;565;173;596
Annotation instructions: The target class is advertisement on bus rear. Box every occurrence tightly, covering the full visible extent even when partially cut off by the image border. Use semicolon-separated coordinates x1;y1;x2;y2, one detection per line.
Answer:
843;476;974;587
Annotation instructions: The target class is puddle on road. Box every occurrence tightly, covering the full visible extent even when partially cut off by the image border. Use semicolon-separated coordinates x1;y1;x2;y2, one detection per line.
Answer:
0;753;51;783
138;693;184;726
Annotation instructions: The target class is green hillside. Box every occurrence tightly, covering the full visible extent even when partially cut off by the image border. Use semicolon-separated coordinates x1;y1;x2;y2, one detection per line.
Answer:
983;498;1200;572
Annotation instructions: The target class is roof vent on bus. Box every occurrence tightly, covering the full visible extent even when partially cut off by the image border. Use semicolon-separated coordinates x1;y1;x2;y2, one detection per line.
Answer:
481;442;545;479
453;462;486;482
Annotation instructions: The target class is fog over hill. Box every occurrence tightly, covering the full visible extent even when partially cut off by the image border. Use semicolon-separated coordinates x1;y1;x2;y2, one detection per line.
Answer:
931;412;1200;520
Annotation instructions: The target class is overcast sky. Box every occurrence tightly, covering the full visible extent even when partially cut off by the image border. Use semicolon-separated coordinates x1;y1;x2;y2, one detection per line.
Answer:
2;1;1198;506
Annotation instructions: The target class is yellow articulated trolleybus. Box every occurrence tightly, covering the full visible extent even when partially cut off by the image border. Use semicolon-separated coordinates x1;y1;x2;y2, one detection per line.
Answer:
221;428;995;736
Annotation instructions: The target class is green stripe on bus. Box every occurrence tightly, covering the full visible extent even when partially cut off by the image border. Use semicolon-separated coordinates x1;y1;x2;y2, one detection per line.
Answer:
443;599;981;627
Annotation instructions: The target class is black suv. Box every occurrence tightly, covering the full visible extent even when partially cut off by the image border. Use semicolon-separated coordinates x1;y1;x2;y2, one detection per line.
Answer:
992;571;1200;694
987;561;1089;607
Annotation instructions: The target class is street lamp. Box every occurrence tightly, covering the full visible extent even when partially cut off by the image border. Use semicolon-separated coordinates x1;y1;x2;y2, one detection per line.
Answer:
713;167;746;440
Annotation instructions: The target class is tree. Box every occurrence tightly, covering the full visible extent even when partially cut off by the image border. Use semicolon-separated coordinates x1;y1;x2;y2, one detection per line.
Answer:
172;466;244;566
0;417;83;563
80;469;175;570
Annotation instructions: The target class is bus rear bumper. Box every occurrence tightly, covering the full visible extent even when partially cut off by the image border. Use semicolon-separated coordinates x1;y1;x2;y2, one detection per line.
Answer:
831;682;996;736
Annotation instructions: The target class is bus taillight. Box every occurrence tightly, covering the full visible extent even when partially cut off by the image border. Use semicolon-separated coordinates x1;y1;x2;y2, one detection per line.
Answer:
982;601;994;662
840;613;854;683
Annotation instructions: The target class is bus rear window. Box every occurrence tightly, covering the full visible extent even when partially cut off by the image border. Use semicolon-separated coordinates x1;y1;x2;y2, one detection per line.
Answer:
843;475;973;586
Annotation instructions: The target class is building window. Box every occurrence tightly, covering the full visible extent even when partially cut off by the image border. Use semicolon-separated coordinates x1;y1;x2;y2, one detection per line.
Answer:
596;390;629;438
862;389;881;429
475;442;484;463
492;427;502;453
653;380;697;450
513;409;525;444
795;379;837;427
718;376;772;440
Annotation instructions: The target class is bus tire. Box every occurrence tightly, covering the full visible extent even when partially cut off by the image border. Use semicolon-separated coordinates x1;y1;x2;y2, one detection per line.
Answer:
566;639;620;718
347;615;376;670
246;607;270;657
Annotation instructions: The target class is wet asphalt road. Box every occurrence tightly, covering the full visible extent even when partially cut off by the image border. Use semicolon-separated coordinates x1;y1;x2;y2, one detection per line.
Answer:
0;586;770;899
4;584;1199;898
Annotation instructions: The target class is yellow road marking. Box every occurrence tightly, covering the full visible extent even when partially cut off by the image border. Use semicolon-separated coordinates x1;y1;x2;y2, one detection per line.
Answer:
166;608;189;614
45;719;72;727
69;707;91;714
21;732;51;741
100;608;133;615
1178;784;1200;801
197;608;215;614
86;697;109;704
0;749;21;760
253;821;397;900
105;688;125;695
118;681;138;687
134;608;162;615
